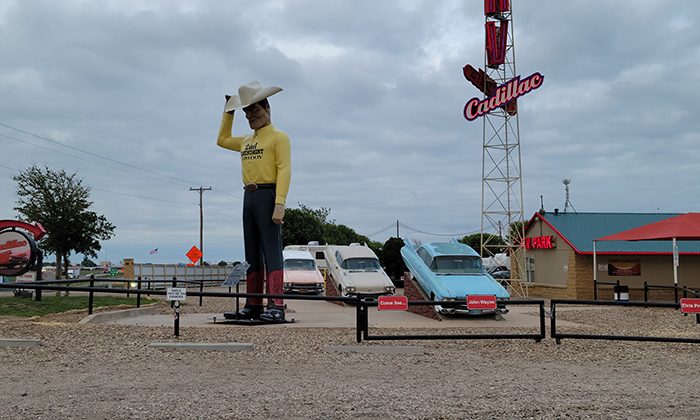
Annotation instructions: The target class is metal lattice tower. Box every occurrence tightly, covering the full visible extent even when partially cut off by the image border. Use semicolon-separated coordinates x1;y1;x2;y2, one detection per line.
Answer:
479;1;528;296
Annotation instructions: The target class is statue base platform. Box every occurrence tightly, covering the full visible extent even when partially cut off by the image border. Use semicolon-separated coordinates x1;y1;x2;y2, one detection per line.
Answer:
219;312;295;325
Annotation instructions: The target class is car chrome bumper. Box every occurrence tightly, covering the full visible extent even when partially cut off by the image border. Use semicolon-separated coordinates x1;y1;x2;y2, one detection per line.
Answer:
283;285;324;294
434;304;509;316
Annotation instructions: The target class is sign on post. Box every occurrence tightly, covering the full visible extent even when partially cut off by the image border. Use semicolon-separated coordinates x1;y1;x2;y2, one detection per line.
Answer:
378;295;408;311
167;287;187;302
680;298;700;314
222;262;249;287
466;295;497;310
186;246;202;264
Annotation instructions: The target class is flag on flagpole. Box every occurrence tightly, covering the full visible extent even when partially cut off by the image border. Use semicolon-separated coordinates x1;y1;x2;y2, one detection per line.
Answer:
149;248;159;255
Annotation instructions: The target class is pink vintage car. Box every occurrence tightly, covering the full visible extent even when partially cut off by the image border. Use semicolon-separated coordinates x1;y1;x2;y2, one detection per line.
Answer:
283;250;325;294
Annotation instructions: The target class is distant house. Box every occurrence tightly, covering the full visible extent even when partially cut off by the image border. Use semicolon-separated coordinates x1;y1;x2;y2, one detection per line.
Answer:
522;211;700;300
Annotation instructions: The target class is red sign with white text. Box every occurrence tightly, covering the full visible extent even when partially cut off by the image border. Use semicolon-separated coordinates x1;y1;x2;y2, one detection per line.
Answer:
680;298;700;314
467;295;497;310
524;235;555;250
378;295;408;311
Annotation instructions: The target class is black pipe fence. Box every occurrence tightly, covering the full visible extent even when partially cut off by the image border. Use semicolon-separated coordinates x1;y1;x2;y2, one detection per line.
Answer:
550;299;700;345
594;279;700;303
355;296;546;343
2;281;698;344
9;276;211;314
0;281;356;314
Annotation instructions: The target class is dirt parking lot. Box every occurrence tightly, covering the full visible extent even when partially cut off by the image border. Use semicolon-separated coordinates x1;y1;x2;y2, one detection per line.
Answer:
1;296;699;419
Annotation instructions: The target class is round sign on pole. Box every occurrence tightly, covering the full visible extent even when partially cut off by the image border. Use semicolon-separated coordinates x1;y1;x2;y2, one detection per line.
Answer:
0;229;38;277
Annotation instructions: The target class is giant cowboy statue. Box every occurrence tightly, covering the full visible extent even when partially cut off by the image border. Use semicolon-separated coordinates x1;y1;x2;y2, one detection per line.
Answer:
217;81;291;323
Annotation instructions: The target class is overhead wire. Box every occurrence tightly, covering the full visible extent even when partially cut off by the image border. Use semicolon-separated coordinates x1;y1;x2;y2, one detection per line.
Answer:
0;121;198;186
398;222;479;237
366;222;396;238
0;123;242;201
0;132;193;189
1;160;235;216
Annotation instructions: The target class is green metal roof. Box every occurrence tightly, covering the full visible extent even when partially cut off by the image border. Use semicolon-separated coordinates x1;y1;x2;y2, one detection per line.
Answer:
529;212;700;254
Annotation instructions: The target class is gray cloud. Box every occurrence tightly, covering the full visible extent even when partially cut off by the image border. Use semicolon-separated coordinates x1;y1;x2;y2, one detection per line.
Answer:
1;0;699;264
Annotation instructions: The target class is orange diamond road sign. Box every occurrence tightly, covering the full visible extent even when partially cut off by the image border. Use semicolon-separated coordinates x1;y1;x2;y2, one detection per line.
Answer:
186;246;202;263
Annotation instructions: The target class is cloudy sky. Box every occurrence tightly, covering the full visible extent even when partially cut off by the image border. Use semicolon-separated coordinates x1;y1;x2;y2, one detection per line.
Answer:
1;0;699;265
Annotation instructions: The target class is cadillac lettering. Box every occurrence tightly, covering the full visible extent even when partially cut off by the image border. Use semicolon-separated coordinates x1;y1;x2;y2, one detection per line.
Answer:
464;72;544;121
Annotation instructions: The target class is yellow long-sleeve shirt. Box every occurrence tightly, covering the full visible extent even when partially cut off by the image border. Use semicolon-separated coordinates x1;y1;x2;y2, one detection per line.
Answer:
217;113;291;205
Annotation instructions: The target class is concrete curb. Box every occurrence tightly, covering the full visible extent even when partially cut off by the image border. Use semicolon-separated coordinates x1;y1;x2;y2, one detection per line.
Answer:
325;345;425;355
149;342;254;352
0;338;42;348
80;304;160;324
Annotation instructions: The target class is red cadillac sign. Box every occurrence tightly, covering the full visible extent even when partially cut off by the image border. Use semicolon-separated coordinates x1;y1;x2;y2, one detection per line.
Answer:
464;73;544;121
0;220;44;277
463;0;543;121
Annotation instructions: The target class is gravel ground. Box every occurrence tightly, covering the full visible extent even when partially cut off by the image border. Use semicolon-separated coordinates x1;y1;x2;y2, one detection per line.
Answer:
1;297;699;419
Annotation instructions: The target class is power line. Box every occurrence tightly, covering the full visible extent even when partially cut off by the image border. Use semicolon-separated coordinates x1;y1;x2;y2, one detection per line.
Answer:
0;124;242;202
0;132;191;189
0;163;18;172
0;121;198;186
366;222;396;238
91;186;185;205
1;161;236;217
398;222;479;237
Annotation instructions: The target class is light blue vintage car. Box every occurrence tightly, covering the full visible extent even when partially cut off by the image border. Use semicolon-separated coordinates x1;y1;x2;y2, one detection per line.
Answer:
400;239;510;315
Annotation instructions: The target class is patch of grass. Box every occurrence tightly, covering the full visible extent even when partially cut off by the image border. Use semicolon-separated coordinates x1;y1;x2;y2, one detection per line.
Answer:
0;296;158;317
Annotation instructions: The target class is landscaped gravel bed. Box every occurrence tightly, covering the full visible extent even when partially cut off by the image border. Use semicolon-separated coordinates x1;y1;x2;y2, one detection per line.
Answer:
1;298;699;419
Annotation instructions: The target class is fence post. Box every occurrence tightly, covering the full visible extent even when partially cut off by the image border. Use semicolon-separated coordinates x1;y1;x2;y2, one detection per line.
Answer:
355;294;363;343
593;280;597;301
171;277;177;308
674;283;679;303
88;275;95;315
643;281;648;305
551;302;559;344
615;280;620;301
136;276;142;308
199;281;203;306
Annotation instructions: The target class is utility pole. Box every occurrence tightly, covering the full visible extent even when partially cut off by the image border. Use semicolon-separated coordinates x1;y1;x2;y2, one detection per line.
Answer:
396;220;400;238
190;186;212;266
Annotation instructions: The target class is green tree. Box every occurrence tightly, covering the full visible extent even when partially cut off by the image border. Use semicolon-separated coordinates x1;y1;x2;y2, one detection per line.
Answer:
380;237;407;281
81;257;97;267
459;233;506;256
14;166;116;279
282;204;327;246
217;260;228;267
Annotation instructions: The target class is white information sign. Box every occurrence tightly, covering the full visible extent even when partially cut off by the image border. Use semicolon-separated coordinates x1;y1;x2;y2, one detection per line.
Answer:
222;262;249;287
167;287;187;301
16;271;37;282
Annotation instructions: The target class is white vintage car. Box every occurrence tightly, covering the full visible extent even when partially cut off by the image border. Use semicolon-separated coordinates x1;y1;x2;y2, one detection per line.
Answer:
282;250;325;294
325;244;395;297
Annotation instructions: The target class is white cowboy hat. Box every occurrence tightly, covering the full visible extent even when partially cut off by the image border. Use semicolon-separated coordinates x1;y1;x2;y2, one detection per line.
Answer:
224;81;283;112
